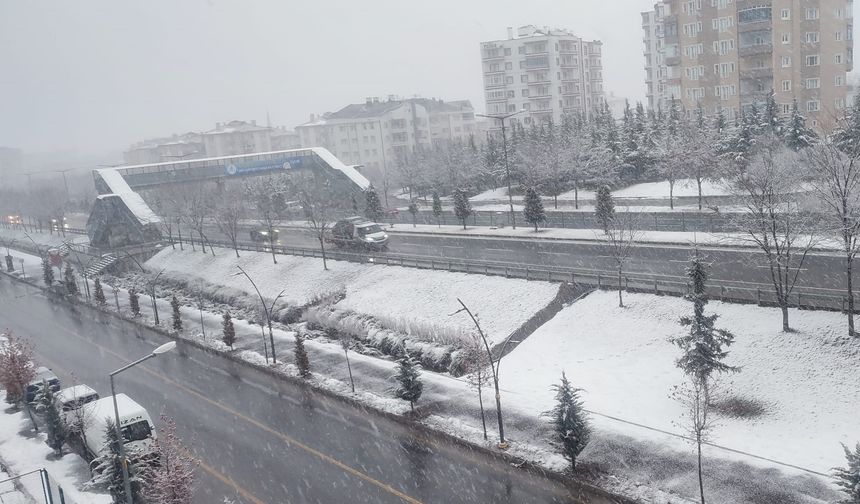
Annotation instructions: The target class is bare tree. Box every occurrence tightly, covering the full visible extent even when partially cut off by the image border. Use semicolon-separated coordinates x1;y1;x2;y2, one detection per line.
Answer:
731;140;817;331
146;414;198;504
213;187;245;258
603;210;643;307
0;331;36;407
186;186;214;256
808;142;860;337
62;384;95;452
460;333;491;440
294;177;337;270
245;175;287;264
339;331;355;393
672;377;714;504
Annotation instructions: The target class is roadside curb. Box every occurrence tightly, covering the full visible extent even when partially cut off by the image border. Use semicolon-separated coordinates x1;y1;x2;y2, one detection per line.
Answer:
1;266;638;504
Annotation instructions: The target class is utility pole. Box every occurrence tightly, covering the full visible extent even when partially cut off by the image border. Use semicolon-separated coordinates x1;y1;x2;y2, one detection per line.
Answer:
476;110;525;229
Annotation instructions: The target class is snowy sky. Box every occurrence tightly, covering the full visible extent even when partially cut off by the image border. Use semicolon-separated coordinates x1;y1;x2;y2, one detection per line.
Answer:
0;0;857;157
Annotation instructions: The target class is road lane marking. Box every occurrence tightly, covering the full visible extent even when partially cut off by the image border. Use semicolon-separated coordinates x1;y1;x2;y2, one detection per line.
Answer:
38;320;424;504
30;349;266;504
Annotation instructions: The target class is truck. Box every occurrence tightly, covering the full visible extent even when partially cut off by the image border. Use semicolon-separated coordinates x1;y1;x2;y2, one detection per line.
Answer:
328;217;389;250
81;394;156;462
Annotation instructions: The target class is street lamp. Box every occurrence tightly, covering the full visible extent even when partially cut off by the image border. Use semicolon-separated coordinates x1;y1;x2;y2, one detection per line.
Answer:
232;266;284;364
110;341;176;504
476;110;525;230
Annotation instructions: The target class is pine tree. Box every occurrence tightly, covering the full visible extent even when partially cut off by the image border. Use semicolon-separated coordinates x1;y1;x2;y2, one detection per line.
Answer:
40;385;65;454
171;295;182;331
221;312;236;350
350;194;359;214
834;93;860;157
671;251;739;390
90;419;145;503
833;442;860;504
294;333;311;378
594;185;615;233
42;257;54;286
64;263;79;296
408;201;419;227
431;191;443;227
785;99;817;151
393;352;423;413
129;289;141;317
523;187;546;231
452;188;472;230
94;277;107;305
542;372;590;471
364;186;385;222
762;89;783;137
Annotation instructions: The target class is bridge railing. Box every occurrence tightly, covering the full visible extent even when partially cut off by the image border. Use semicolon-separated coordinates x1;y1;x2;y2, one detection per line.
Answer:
180;237;855;314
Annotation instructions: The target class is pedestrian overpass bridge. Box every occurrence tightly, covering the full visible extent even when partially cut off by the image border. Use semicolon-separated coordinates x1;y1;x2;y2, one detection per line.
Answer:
87;147;370;249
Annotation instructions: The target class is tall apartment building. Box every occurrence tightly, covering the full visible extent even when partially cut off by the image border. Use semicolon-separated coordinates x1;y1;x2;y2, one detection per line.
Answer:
295;97;478;182
480;25;605;128
643;6;670;112
643;1;853;128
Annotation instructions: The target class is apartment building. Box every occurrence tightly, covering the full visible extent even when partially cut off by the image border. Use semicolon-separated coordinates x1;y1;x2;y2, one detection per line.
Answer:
480;25;605;128
643;0;853;128
123;133;204;165
295;97;478;181
643;6;670;112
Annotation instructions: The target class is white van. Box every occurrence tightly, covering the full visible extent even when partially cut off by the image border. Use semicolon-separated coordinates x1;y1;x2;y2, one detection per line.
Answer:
55;385;100;426
81;394;156;460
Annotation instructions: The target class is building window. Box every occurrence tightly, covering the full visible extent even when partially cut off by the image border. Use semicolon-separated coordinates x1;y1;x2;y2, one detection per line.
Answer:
806;55;820;66
836;75;846;87
780;8;790;20
714;62;735;77
807;100;820;112
713;39;735;55
505;76;514;84
504;48;512;56
806;78;820;89
806;8;819;20
781;56;792;67
836;98;847;110
836;53;844;64
836;31;843;41
522;89;529;97
505;62;513;70
782;80;791;91
782;104;791;114
806;32;819;43
781;33;790;44
518;46;525;54
520;75;528;83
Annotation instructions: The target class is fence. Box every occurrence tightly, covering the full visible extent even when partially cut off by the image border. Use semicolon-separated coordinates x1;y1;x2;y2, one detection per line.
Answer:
191;237;855;313
386;209;733;233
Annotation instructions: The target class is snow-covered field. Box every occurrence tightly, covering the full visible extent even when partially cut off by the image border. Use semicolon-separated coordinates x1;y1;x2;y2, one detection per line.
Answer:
504;290;860;476
145;247;559;340
0;393;111;504
612;179;732;199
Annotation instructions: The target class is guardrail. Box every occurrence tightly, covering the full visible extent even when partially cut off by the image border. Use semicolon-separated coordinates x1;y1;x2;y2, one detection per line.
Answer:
186;237;856;314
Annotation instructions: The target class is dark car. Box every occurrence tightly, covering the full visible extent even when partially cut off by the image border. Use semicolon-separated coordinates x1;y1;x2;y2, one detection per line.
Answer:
26;366;61;403
250;228;280;242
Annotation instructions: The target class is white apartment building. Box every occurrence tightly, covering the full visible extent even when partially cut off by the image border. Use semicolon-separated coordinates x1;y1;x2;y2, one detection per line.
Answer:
295;97;478;182
123;133;204;165
643;6;671;112
201;120;273;158
479;25;605;128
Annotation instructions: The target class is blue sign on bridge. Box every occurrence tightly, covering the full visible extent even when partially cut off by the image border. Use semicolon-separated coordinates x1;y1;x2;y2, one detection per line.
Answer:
224;156;305;176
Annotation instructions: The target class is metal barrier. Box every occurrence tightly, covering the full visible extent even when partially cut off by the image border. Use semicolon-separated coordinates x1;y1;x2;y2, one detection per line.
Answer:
185;237;855;313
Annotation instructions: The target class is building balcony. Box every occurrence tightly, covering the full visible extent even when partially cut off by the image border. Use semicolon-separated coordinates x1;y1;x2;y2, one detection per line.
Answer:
665;55;681;66
740;67;773;79
739;44;773;57
528;93;552;99
738;19;771;33
737;0;771;8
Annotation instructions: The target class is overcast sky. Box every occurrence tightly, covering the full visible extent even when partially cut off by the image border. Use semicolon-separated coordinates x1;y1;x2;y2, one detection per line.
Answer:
0;0;856;157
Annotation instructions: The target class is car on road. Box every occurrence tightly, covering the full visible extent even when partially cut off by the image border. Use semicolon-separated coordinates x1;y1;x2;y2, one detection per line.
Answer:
250;228;279;242
25;366;61;403
328;217;388;250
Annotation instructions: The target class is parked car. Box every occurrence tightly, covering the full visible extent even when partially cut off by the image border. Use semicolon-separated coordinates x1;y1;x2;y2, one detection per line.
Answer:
25;367;61;403
250;228;279;242
82;394;156;462
328;217;389;250
55;384;100;425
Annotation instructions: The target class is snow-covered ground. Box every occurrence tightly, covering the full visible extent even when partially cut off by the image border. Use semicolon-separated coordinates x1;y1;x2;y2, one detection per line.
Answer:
612;179;733;199
145;246;559;340
0;227;87;249
504;290;860;476
0;393;111;504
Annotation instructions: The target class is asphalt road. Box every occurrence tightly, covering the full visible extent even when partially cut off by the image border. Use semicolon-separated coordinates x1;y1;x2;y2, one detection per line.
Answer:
208;225;855;294
0;276;610;504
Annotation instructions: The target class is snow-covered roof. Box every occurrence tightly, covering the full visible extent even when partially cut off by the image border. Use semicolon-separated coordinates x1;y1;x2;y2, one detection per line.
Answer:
56;385;98;403
83;394;145;423
310;147;370;190
95;169;162;225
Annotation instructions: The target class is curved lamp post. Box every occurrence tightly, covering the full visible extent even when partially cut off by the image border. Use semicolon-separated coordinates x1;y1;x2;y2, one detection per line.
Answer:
110;341;176;504
476;110;525;230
